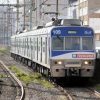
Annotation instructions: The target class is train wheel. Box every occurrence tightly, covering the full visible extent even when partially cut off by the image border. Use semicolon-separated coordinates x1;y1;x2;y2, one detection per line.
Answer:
37;65;40;73
43;68;47;77
32;62;36;71
41;66;43;74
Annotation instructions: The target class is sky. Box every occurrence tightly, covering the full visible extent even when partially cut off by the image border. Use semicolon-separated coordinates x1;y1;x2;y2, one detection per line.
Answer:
0;0;16;4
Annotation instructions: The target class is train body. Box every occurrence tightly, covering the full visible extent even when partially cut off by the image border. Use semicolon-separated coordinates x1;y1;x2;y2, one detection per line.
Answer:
11;24;96;78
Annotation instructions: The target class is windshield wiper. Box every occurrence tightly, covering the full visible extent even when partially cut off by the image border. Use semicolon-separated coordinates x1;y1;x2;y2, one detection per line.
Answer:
56;35;63;42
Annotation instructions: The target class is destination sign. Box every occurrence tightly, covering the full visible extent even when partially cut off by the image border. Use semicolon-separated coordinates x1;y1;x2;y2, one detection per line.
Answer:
72;54;94;58
68;31;77;34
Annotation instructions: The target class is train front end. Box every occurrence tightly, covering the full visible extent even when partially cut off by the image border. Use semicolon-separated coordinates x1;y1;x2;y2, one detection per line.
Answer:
50;26;96;77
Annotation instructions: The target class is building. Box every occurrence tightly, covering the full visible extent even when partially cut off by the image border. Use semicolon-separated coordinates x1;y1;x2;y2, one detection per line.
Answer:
78;0;100;53
0;6;16;45
66;0;78;19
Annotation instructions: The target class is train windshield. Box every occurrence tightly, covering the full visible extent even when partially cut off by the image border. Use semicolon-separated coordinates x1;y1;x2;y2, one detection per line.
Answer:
52;37;93;50
82;37;93;50
65;37;80;50
52;37;64;50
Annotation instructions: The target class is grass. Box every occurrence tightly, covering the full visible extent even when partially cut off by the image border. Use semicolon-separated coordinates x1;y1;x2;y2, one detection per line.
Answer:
95;85;100;90
0;74;7;78
9;66;54;88
0;48;9;54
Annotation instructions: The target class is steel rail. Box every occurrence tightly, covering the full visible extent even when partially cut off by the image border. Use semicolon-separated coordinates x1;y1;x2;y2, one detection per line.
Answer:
0;60;24;100
50;80;73;100
58;86;73;100
89;88;100;98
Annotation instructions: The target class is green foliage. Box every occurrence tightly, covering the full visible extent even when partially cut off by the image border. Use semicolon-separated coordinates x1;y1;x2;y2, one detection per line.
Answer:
95;85;100;90
41;79;54;88
0;48;8;54
9;66;54;88
0;74;7;78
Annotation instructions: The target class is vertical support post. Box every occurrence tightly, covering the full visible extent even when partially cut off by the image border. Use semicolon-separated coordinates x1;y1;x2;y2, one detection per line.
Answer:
30;0;33;30
17;0;19;33
35;0;37;26
23;0;25;30
56;0;58;19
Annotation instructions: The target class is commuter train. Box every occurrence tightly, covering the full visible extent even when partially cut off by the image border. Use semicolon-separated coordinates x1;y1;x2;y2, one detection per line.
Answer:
11;19;96;78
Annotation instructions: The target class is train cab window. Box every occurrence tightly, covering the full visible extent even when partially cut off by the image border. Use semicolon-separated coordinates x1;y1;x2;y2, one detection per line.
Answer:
82;37;93;50
52;37;64;50
65;37;80;50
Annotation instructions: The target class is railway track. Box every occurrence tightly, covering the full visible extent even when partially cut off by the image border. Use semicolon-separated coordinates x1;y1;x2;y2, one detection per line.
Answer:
1;50;100;100
67;87;100;100
57;84;100;100
0;60;24;100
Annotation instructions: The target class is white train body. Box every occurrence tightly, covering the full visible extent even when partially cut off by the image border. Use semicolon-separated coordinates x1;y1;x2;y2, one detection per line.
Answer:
11;26;96;77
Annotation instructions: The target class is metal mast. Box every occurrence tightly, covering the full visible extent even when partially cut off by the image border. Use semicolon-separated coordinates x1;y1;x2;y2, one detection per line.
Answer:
17;0;19;32
30;0;33;30
56;0;58;19
23;0;25;30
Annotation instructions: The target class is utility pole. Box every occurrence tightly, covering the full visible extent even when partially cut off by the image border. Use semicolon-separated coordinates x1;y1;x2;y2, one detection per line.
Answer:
17;0;19;32
7;9;9;46
36;0;37;26
30;0;33;30
56;0;58;19
23;0;25;30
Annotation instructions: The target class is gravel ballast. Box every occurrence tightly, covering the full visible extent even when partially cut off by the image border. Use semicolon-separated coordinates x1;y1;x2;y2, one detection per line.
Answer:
0;48;68;100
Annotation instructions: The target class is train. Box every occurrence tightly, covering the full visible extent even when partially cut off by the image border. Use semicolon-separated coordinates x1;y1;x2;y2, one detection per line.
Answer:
11;19;96;78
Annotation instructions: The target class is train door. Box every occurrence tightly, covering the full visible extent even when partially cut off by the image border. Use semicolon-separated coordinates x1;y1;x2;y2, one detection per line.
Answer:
38;36;41;62
42;36;47;64
37;37;38;61
47;37;50;65
17;38;19;54
34;37;37;61
22;37;24;57
27;37;29;57
30;37;32;60
32;37;35;60
22;38;24;56
21;38;22;55
24;38;26;57
29;37;31;59
40;37;43;62
25;38;27;57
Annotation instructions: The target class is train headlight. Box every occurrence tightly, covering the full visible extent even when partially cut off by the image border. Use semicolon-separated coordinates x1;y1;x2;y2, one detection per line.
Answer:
57;61;62;65
84;61;89;65
54;61;62;65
